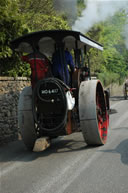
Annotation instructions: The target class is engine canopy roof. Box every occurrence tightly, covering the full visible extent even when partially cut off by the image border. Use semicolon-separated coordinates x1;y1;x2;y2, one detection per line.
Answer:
11;30;103;56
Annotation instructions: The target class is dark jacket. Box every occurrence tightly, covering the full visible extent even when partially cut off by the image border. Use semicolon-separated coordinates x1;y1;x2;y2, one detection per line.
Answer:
52;50;75;85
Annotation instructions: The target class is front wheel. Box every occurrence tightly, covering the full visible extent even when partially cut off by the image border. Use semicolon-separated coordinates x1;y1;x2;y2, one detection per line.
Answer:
79;80;109;145
18;86;37;150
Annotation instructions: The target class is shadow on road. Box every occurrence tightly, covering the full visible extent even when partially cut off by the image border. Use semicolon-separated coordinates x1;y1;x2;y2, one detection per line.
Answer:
0;134;96;163
110;96;124;101
109;95;125;114
100;138;128;165
109;109;118;114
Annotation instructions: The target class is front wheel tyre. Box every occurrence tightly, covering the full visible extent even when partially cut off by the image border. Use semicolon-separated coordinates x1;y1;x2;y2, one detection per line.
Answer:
18;86;37;150
79;80;109;145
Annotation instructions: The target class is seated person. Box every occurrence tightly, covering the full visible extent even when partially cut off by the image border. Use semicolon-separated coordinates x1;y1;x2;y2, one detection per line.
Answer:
21;48;52;88
52;48;75;86
124;79;128;89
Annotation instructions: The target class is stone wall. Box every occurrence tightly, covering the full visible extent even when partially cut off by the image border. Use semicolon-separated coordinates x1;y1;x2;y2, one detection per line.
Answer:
109;83;124;97
106;83;124;97
0;77;30;144
0;76;124;145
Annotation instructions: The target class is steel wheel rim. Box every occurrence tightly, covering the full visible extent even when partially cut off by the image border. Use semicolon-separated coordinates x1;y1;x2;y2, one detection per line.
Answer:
96;94;108;143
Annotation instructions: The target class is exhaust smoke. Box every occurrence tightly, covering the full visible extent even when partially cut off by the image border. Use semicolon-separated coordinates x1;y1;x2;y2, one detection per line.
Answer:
72;0;128;33
54;0;128;49
53;0;77;25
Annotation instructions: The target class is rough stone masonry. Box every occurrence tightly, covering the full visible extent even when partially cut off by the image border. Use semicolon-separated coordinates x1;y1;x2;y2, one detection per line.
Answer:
0;76;124;145
0;77;30;144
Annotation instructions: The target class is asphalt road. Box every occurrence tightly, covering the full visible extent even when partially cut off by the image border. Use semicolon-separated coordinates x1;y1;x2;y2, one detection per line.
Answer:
0;96;128;193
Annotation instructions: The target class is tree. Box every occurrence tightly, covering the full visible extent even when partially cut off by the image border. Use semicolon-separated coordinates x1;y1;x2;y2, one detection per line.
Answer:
77;0;86;17
86;11;128;85
18;0;69;31
0;0;70;76
0;0;30;76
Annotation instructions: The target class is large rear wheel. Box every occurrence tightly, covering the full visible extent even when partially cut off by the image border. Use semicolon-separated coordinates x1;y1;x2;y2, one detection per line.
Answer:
79;80;109;145
18;86;37;150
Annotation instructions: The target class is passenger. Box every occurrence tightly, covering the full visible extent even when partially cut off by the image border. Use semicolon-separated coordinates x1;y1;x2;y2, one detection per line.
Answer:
21;48;52;88
52;48;75;86
124;79;128;97
124;79;128;88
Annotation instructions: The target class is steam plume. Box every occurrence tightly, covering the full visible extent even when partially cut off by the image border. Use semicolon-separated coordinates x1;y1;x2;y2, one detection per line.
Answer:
54;0;77;25
54;0;128;49
72;0;128;33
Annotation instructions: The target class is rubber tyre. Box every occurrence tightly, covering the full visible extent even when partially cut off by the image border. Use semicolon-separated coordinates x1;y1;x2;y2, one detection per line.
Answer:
18;86;37;150
79;80;109;145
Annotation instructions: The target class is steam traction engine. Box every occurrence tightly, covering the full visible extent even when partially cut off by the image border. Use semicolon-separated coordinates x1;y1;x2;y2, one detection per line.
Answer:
11;30;109;151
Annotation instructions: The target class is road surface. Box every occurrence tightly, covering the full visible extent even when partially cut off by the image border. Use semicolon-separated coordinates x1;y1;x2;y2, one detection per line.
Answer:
0;96;128;193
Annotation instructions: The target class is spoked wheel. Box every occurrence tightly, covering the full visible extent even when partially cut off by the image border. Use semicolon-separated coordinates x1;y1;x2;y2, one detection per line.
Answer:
96;93;109;143
79;80;109;145
104;90;110;111
18;86;37;150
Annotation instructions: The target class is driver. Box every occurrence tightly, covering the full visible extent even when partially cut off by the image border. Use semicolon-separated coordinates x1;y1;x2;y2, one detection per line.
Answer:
52;48;75;86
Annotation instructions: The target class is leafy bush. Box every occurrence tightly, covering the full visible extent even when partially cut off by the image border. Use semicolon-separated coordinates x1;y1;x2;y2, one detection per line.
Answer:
97;71;125;87
0;0;69;77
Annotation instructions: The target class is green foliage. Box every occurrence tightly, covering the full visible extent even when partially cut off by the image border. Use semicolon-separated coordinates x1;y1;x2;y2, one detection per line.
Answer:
0;0;69;77
0;0;30;76
77;0;86;17
24;14;69;31
97;71;120;86
87;11;128;86
0;53;31;77
18;0;69;31
1;0;128;83
18;0;54;15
